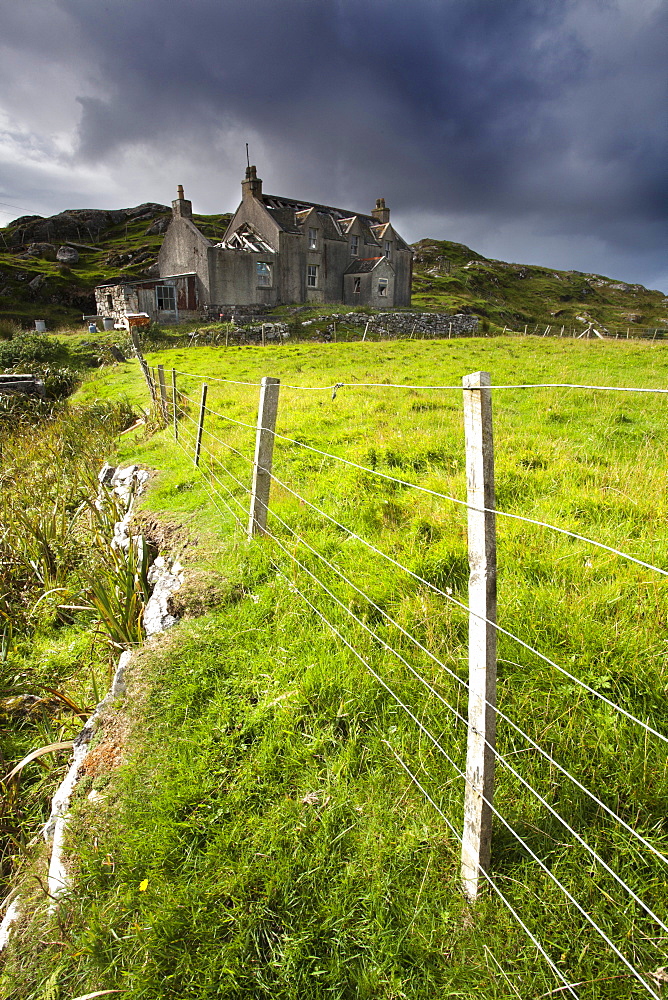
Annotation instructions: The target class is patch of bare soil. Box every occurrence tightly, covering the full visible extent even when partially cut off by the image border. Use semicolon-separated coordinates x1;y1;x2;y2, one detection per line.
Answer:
80;706;132;781
132;508;192;554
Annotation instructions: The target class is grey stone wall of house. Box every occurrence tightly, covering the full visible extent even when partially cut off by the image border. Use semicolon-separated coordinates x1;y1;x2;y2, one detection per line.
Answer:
96;283;140;321
207;247;278;306
158;202;211;304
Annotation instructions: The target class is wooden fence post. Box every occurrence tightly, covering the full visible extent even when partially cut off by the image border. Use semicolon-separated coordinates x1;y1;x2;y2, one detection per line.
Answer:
461;371;497;901
131;330;157;403
171;368;178;441
194;383;208;467
248;377;280;537
157;365;168;424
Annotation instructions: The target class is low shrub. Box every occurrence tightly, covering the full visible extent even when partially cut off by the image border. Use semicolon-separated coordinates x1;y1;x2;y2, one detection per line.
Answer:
0;333;65;369
0;318;21;341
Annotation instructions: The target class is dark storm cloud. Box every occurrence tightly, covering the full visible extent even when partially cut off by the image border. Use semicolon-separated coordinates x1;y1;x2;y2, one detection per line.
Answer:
1;0;666;287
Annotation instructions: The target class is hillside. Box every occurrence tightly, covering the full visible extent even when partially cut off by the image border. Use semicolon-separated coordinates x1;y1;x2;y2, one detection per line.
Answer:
0;206;232;327
1;208;666;332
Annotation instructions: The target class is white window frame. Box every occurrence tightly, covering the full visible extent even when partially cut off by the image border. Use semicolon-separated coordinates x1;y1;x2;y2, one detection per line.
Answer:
308;227;318;250
350;235;360;257
256;262;272;287
156;285;176;311
353;276;361;294
384;240;392;260
378;278;388;296
307;264;318;288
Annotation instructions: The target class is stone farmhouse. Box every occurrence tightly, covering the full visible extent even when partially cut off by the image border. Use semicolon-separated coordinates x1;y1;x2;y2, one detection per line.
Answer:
95;167;412;324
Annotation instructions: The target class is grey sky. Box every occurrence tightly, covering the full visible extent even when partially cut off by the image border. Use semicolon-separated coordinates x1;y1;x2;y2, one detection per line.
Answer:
0;0;665;289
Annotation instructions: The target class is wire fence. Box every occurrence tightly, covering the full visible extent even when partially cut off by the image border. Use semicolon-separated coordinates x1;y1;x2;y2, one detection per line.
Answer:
141;355;668;997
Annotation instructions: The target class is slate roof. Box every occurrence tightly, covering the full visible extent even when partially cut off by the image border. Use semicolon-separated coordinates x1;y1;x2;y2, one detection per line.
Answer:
344;256;389;274
262;194;389;247
263;194;378;228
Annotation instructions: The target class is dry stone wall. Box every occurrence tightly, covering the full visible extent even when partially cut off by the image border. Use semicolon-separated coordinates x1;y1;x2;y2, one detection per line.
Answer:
304;311;479;336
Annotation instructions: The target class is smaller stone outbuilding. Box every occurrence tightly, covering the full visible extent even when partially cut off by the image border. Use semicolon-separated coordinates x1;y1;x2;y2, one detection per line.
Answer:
95;272;199;326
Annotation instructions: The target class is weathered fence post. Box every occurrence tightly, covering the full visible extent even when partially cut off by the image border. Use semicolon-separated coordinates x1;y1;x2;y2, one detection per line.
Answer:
157;365;169;424
171;368;178;441
194;383;208;467
248;377;280;537
131;330;157;403
461;371;497;901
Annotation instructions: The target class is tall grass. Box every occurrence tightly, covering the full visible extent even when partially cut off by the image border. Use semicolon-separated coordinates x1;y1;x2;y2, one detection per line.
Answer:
0;398;144;898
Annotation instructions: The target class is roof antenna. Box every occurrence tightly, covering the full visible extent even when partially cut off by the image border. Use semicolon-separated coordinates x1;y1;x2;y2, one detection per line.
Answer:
246;143;250;169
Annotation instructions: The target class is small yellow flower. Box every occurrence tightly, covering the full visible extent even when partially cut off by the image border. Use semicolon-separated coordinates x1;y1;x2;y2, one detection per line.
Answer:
139;879;148;892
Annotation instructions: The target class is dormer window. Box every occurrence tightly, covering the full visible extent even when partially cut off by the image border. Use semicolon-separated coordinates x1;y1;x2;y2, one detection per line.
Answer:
308;227;318;250
350;235;359;257
384;240;392;260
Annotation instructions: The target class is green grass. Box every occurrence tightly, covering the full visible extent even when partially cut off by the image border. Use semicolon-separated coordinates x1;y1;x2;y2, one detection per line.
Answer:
3;336;668;998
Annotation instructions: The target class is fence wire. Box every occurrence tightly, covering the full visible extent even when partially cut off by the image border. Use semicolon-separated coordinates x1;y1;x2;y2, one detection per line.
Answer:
151;366;668;997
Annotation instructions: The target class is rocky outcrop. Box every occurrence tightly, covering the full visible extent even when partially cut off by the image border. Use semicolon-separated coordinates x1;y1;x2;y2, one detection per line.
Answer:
5;204;169;248
144;216;170;236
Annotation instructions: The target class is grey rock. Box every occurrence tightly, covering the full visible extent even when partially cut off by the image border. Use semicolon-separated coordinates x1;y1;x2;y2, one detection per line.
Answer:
144;216;170;236
28;274;46;292
56;246;79;264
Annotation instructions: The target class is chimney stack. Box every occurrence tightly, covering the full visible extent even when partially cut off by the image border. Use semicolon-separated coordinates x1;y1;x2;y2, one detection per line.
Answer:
242;165;263;201
372;197;390;225
172;184;193;219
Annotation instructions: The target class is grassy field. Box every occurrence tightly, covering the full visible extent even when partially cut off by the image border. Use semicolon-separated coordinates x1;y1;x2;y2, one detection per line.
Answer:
2;335;668;999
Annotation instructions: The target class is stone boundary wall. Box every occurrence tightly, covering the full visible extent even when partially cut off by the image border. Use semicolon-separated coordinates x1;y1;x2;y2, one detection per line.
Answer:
303;311;479;336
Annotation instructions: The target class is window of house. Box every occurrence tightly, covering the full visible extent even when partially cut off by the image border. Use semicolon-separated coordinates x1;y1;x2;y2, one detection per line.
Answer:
384;240;392;260
353;276;361;294
378;279;388;296
106;293;113;311
156;285;176;311
256;262;271;286
308;227;318;250
350;235;359;256
307;264;318;288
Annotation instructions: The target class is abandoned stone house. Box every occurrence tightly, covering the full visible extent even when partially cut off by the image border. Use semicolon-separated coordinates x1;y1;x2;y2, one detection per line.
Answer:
95;167;412;323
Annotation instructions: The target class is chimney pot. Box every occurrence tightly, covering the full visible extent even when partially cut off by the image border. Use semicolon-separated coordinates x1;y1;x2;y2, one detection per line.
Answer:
177;184;184;199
